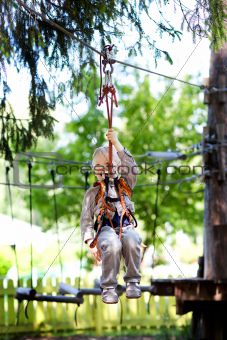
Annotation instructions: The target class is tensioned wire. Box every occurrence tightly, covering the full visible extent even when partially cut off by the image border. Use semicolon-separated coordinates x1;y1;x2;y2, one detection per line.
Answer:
4;141;209;166
0;144;215;189
16;0;204;89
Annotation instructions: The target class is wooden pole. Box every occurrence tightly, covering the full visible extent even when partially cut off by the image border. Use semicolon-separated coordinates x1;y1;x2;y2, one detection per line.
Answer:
202;5;227;336
204;31;227;282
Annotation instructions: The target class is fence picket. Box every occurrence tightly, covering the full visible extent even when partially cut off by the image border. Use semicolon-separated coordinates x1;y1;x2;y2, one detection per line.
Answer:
17;278;25;325
0;276;191;337
93;295;103;336
78;276;93;329
56;278;64;325
36;278;45;326
26;279;34;326
7;280;15;326
0;279;5;326
148;295;158;327
65;277;75;329
46;278;54;328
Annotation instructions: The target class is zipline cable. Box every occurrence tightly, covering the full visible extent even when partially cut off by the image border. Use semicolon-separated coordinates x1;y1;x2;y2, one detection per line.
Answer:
16;0;204;89
112;58;203;88
7;140;209;166
0;169;216;189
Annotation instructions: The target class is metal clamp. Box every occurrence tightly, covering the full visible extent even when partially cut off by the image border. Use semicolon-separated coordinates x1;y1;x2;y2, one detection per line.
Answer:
26;154;33;165
154;159;163;170
101;46;114;61
47;161;56;172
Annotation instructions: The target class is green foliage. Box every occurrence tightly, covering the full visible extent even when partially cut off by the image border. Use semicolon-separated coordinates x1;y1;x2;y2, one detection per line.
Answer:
0;81;58;164
155;323;191;340
0;0;225;162
209;0;227;51
0;246;14;276
99;324;191;339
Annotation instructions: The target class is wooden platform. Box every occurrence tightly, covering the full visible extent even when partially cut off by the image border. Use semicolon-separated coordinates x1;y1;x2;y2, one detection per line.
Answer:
150;278;227;315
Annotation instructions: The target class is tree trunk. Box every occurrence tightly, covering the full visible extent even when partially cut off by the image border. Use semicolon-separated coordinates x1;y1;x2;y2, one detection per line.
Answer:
202;5;227;337
204;12;227;281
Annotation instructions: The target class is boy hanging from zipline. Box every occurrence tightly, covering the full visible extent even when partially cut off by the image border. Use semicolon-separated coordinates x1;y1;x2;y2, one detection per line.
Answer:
80;128;143;304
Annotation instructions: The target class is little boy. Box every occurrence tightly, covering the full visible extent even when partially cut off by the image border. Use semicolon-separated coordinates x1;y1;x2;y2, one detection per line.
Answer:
80;128;142;304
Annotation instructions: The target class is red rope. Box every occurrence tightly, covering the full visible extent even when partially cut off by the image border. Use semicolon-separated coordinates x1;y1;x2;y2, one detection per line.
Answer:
98;44;116;169
98;85;118;169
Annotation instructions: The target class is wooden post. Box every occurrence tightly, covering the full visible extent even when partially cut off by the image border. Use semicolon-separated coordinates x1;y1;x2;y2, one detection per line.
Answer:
216;123;226;181
203;78;210;104
203;13;227;337
218;74;226;103
201;126;210;182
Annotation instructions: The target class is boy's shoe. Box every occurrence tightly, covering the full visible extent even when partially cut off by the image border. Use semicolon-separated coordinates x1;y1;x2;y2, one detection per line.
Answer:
125;282;142;299
101;288;119;304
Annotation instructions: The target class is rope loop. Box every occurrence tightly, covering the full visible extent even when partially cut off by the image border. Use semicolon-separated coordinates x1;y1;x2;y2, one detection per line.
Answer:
154;159;163;170
5;165;10;175
47;161;56;172
26;154;33;166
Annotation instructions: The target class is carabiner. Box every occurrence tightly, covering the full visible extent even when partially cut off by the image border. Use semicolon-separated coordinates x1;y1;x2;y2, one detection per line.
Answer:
105;70;112;87
154;159;163;170
103;62;114;75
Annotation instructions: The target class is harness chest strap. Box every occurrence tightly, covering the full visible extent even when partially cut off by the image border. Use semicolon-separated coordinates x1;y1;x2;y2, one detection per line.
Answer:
89;178;147;249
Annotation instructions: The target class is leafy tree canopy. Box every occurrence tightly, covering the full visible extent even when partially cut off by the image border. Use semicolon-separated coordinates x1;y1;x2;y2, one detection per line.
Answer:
0;0;226;162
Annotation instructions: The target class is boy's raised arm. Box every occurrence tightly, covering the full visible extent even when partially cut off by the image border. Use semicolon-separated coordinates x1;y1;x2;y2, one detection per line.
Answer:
106;128;139;189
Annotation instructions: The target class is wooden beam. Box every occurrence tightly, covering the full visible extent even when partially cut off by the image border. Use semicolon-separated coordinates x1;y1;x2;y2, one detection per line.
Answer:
216;123;226;181
203;78;210;104
201;126;210;182
218;74;226;103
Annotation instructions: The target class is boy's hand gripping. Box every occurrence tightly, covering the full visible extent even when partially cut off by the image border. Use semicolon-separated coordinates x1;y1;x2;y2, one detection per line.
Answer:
87;239;102;264
106;128;124;152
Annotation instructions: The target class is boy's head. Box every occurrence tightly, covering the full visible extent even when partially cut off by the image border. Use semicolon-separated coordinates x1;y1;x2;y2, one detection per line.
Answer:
92;146;120;179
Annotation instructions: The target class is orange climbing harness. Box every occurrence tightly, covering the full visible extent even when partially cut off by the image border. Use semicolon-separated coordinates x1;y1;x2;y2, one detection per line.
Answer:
89;177;135;249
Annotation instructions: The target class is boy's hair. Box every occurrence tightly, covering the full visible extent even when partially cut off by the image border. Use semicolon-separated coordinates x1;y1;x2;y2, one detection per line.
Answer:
92;146;121;167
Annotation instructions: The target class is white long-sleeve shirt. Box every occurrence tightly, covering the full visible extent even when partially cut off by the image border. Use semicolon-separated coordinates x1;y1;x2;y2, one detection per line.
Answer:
80;147;139;243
